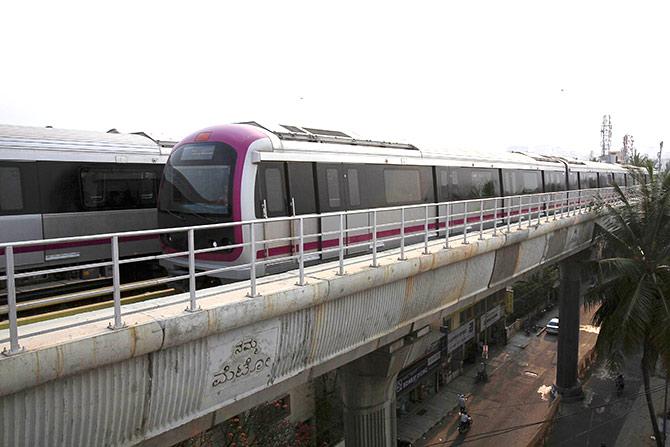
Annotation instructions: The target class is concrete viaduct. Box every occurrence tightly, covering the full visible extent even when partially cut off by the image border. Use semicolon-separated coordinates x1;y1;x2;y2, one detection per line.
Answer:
0;211;595;447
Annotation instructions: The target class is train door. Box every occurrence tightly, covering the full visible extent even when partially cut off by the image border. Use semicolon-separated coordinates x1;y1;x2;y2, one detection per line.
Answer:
0;161;44;272
316;164;363;260
342;166;370;256
286;162;319;263
255;162;293;269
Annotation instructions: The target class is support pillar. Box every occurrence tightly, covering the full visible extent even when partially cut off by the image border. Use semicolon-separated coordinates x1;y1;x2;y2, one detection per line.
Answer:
340;342;410;447
555;252;587;401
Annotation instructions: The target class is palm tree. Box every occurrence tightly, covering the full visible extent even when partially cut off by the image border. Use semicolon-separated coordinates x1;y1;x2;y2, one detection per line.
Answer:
586;166;670;446
630;149;654;171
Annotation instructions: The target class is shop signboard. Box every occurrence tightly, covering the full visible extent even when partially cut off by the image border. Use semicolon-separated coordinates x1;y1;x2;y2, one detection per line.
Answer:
480;305;502;331
447;319;475;353
396;334;447;395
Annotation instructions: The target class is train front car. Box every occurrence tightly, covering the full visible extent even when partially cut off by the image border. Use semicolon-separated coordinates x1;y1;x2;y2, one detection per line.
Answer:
158;124;269;281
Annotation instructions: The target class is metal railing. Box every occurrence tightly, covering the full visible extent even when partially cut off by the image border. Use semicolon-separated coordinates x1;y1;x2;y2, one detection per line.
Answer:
0;187;628;354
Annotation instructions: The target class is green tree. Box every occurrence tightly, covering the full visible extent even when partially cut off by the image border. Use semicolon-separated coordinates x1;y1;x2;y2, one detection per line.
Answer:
629;149;654;171
586;166;670;446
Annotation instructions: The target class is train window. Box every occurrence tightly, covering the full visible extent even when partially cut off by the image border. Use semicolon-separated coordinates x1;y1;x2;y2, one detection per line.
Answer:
613;173;625;186
446;167;499;200
581;172;598;189
326;168;341;208
384;168;421;204
347;168;361;207
543;170;566;192
438;169;449;201
0;167;23;211
502;170;542;195
81;169;158;210
264;168;286;215
568;171;579;190
597;173;612;188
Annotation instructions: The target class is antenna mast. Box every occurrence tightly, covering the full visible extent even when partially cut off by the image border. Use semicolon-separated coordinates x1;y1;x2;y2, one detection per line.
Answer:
622;134;634;164
600;115;612;161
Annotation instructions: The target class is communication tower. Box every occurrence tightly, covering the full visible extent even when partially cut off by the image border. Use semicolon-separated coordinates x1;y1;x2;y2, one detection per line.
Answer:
600;115;612;160
657;141;664;171
622;134;634;164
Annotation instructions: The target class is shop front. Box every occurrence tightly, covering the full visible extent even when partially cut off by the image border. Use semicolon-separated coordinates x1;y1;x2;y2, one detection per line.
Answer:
396;332;447;416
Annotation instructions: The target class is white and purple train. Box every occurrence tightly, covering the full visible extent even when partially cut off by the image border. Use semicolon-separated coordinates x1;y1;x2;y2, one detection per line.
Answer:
158;122;635;281
0;124;170;286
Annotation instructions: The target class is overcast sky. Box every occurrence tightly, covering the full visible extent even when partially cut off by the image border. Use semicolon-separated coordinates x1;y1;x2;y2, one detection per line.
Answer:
1;1;668;160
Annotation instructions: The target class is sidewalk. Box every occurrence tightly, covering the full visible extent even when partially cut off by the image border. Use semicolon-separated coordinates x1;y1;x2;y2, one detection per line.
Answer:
398;305;598;446
614;373;669;447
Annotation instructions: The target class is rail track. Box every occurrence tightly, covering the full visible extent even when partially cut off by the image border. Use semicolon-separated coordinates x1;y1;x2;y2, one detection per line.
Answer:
0;276;176;329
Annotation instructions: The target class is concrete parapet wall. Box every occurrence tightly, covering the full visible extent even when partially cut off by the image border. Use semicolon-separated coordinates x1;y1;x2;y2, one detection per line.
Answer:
0;214;595;447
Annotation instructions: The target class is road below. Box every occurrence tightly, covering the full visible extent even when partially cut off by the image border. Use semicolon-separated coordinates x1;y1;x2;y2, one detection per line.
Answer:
414;305;599;447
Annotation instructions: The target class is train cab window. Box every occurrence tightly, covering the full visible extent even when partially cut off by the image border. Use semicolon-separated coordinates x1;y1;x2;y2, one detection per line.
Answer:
264;168;286;215
81;168;158;210
326;168;341;208
568;171;579;190
347;168;361;207
0;167;23;211
502;170;542;195
384;168;421;204
543;170;567;192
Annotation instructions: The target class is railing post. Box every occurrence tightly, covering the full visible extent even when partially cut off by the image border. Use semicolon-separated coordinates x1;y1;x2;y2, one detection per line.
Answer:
399;207;407;260
545;194;550;223
297;217;306;285
493;198;498;237
423;205;430;254
2;246;23;355
338;213;345;275
506;199;511;233
444;204;450;249
479;200;484;240
186;229;200;312
248;223;259;297
463;202;469;244
553;193;558;220
108;236;125;330
527;196;532;228
518;198;523;229
371;210;378;267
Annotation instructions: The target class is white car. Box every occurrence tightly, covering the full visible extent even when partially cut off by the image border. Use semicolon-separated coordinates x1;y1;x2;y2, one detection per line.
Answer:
546;318;559;335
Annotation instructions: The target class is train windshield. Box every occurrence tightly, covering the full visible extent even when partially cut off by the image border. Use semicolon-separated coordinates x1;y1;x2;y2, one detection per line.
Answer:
159;143;237;217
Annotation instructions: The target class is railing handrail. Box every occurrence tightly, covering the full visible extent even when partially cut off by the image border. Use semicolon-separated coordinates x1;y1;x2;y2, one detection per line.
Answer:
0;186;632;355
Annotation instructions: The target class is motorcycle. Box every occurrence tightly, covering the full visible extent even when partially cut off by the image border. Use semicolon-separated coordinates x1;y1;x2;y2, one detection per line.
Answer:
458;414;472;434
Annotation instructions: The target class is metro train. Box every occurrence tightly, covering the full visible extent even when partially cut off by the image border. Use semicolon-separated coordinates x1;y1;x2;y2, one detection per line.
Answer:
0;124;170;285
158;122;634;281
